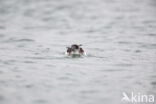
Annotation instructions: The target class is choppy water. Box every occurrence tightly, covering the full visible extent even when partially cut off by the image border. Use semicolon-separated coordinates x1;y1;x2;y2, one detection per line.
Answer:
0;0;156;104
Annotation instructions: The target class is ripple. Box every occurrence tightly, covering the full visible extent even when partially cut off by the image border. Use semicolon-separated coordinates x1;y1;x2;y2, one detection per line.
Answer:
150;75;156;78
23;9;35;17
23;26;52;30
24;56;66;60
135;49;141;53
0;70;3;74
25;84;34;88
80;89;99;94
0;95;4;101
34;99;48;104
0;34;5;40
15;75;21;78
114;63;134;67
0;26;5;29
16;39;35;42
142;44;156;49
102;69;125;72
25;56;51;60
148;33;156;36
86;54;106;59
58;76;71;80
137;42;156;49
118;41;131;44
2;60;17;65
151;81;156;85
22;60;36;64
4;38;35;43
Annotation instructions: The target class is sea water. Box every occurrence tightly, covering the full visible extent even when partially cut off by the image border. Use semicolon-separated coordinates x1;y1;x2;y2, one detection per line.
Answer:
0;0;156;104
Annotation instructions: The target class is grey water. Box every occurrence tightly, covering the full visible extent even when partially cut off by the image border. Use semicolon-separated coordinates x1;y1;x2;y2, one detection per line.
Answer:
0;0;156;104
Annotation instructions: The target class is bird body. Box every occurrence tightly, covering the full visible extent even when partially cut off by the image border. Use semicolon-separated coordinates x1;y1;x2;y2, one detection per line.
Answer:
65;44;86;57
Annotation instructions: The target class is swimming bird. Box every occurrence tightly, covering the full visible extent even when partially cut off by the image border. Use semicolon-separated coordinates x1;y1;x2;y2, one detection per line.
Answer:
65;44;86;56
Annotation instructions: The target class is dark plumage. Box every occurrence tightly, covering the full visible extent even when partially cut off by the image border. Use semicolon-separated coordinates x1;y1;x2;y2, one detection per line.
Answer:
66;44;85;56
80;48;84;53
67;47;72;53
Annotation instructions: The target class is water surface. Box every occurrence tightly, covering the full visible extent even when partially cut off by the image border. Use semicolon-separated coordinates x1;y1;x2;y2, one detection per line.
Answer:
0;0;156;104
